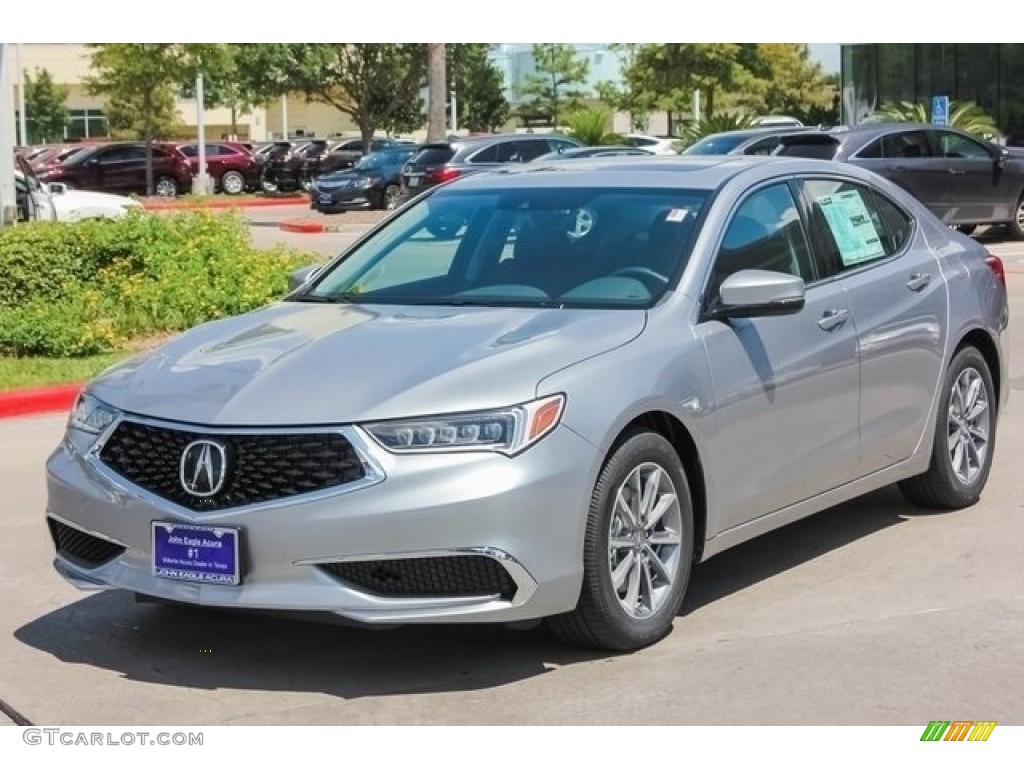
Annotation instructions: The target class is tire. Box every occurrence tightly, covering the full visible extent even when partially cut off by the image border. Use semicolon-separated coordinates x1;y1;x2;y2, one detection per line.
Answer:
547;430;694;651
154;176;179;198
260;173;278;194
955;224;977;236
380;183;400;211
899;346;996;509
300;175;314;193
220;170;246;196
1008;193;1024;240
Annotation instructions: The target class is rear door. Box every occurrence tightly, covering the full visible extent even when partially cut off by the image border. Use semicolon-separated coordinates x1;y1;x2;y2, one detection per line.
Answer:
798;177;946;474
852;130;951;220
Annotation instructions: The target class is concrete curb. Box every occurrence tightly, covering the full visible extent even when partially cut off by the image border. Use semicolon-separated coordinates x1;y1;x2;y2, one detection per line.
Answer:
279;219;336;234
142;195;309;211
0;383;80;419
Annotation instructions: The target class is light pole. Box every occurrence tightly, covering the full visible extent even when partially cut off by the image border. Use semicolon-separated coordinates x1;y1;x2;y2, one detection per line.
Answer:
16;43;27;147
192;73;211;195
0;43;19;226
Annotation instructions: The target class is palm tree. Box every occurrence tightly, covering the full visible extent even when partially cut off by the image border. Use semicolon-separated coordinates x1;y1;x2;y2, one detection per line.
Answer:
875;100;998;140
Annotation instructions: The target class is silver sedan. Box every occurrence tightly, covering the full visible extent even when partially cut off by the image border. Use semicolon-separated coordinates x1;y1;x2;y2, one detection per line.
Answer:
46;156;1009;651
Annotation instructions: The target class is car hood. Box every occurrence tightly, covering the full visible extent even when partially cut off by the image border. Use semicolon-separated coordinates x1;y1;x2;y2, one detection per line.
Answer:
90;301;646;425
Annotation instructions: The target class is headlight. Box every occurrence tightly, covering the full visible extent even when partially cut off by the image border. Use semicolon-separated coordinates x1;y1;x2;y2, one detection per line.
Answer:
363;394;564;456
68;392;120;435
355;177;375;188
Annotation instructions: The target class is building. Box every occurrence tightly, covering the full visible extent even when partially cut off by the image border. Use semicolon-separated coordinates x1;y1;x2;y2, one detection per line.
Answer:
841;44;1024;135
2;44;369;144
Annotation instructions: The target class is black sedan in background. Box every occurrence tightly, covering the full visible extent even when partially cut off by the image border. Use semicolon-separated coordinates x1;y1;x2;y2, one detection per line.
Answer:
310;146;418;212
776;123;1024;238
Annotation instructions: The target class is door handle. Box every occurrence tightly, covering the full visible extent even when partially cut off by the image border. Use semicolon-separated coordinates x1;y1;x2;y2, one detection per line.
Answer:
818;308;849;332
948;168;965;176
906;273;932;292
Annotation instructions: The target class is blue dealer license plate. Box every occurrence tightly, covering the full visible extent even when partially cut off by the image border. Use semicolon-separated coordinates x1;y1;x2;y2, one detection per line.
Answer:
319;194;332;204
152;522;240;585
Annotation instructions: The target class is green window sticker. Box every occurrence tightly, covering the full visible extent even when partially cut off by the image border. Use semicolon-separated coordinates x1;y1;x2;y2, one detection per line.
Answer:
816;189;886;266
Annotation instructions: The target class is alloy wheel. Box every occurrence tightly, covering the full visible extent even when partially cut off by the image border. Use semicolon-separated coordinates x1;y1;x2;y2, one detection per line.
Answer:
947;367;990;485
606;461;683;619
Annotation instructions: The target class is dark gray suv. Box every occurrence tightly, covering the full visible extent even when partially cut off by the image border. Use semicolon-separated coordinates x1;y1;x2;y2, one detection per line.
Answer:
776;123;1024;238
398;133;583;203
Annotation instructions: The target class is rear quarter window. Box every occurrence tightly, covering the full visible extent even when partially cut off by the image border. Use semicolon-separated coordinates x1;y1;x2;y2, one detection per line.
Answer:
412;146;456;165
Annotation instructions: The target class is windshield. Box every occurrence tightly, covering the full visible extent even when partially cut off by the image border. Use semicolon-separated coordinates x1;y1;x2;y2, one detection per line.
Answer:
298;186;708;309
683;134;749;156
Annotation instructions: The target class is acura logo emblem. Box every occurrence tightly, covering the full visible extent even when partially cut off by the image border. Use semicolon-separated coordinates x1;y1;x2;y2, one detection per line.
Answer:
180;440;228;497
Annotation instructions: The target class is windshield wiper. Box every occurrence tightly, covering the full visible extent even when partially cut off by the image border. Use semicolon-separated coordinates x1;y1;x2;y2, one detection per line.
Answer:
288;292;360;304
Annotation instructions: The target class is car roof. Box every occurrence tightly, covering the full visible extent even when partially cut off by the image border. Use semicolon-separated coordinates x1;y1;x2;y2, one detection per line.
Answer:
440;155;885;192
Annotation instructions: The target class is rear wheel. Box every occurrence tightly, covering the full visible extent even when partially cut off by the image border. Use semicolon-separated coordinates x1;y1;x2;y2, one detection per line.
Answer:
955;224;977;236
899;346;996;509
220;170;246;195
547;430;694;651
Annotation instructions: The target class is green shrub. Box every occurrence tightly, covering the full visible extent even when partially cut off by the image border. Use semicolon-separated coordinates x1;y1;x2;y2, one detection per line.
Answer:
0;211;311;357
565;107;622;146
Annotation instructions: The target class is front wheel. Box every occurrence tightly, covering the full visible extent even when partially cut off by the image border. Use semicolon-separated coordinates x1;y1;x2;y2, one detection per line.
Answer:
1008;193;1024;240
380;183;401;211
899;346;996;509
260;171;278;194
547;430;694;651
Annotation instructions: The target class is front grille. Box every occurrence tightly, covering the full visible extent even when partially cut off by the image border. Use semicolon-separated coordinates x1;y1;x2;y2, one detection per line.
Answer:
98;421;366;511
319;556;517;600
48;518;125;568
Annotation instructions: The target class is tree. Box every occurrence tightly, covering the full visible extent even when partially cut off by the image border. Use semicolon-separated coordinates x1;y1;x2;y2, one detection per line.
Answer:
86;44;188;195
595;44;655;132
448;44;509;133
518;44;589;128
427;44;447;141
235;44;427;147
632;44;745;130
23;68;69;144
734;44;835;124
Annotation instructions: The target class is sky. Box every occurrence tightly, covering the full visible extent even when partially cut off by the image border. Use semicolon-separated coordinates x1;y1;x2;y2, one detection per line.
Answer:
808;44;840;73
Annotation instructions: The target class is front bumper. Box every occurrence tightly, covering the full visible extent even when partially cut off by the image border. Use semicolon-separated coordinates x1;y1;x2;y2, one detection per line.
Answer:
46;419;597;625
310;188;377;212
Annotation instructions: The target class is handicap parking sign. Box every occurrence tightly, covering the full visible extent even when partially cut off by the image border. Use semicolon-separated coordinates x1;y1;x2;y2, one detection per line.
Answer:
932;95;949;126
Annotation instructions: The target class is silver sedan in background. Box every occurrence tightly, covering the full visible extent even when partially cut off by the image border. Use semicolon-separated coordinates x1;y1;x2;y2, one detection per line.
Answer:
46;157;1008;652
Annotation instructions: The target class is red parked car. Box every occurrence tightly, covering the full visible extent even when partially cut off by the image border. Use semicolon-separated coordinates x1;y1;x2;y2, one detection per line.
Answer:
174;141;258;195
35;141;193;197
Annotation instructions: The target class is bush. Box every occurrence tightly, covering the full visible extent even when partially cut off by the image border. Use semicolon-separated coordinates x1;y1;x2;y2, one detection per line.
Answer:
565;107;622;146
0;211;310;357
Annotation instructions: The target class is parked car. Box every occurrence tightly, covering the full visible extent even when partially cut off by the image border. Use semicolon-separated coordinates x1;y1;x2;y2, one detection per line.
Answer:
31;144;90;170
311;145;419;213
775;123;1024;238
14;157;141;222
35;141;193;197
682;126;815;157
532;145;654;161
175;141;258;195
621;134;683;155
258;140;325;193
751;115;805;128
306;137;409;182
47;156;1007;652
398;133;582;203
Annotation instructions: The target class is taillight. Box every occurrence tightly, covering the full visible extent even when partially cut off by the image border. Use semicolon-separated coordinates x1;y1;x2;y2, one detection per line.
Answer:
985;253;1005;285
425;167;460;183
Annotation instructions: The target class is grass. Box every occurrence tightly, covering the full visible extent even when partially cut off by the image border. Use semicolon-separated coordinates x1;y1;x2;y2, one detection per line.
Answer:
0;351;131;391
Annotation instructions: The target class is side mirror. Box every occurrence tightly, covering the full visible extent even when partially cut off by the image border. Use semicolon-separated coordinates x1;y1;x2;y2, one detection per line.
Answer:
47;182;68;195
287;264;323;293
997;147;1010;168
708;269;806;320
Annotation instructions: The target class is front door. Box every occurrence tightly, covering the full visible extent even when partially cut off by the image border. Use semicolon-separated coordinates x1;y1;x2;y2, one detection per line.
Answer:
697;182;861;535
